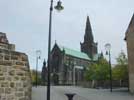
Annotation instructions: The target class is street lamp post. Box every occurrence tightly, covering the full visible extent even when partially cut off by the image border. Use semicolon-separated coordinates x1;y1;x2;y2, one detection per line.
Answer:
36;50;41;87
47;0;64;100
105;43;112;92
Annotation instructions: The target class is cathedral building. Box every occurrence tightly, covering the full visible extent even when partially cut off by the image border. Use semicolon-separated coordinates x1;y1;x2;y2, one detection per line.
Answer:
50;16;99;85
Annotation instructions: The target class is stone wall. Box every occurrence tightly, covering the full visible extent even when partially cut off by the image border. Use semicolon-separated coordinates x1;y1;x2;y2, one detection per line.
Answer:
126;35;134;94
0;49;31;100
0;32;31;100
125;15;134;94
0;43;15;51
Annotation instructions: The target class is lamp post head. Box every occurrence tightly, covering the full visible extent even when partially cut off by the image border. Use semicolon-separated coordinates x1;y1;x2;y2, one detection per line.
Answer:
105;43;111;55
54;0;64;11
105;43;111;51
36;50;41;59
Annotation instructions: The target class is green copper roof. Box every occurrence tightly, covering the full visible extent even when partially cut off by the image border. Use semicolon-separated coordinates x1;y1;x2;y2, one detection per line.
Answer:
92;54;99;61
58;46;91;60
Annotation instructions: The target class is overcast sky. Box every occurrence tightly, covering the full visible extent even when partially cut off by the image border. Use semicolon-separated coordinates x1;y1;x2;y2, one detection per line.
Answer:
0;0;134;70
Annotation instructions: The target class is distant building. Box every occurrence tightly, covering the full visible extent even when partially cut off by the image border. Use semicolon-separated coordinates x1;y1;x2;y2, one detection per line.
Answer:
125;14;134;94
41;60;48;85
50;16;100;85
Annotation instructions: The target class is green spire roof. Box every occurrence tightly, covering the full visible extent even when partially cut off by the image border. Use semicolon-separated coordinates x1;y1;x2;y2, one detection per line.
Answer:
58;46;91;61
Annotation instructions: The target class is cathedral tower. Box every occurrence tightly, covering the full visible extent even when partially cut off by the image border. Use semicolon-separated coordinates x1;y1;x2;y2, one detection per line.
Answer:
80;16;98;59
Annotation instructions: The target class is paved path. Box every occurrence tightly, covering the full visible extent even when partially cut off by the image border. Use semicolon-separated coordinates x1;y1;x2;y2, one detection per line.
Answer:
32;86;134;100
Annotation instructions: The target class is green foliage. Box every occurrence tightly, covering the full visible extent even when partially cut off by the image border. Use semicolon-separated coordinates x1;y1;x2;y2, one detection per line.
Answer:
116;51;127;65
31;69;42;85
112;51;128;80
85;63;97;80
85;58;109;81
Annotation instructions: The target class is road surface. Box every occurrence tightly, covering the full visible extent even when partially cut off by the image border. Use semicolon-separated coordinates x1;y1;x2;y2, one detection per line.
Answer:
32;86;134;100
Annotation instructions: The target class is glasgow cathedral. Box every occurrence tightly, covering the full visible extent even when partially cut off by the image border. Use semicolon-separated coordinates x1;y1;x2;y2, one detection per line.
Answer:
50;16;101;85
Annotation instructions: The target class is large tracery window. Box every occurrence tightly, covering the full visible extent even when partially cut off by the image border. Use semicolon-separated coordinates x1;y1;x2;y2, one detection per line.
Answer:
54;55;60;72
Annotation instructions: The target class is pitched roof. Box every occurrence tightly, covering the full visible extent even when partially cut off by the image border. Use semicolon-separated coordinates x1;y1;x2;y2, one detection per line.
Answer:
58;45;91;61
125;14;134;40
92;53;103;61
92;54;99;61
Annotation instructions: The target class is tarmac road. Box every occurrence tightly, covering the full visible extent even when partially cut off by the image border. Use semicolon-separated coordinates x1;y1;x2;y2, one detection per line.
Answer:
32;86;134;100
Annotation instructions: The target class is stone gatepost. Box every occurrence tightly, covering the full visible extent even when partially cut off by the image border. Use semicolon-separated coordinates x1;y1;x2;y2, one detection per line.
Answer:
0;32;32;100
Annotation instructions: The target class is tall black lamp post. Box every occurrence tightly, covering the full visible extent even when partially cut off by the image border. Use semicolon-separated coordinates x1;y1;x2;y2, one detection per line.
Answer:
47;0;64;100
105;43;112;92
36;50;41;87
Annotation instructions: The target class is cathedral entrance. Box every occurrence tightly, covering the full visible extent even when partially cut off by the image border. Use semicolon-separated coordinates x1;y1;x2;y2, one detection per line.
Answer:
52;74;59;85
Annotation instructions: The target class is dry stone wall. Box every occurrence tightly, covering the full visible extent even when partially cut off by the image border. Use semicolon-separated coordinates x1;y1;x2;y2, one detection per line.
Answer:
0;32;31;100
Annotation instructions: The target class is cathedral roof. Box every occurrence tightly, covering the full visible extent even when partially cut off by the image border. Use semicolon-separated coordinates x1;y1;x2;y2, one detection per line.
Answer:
58;45;91;61
92;53;103;61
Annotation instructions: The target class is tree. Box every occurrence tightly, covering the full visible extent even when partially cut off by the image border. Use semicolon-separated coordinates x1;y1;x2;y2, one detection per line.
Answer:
85;58;109;81
31;69;36;85
85;58;110;88
31;69;42;86
85;63;97;81
112;51;128;81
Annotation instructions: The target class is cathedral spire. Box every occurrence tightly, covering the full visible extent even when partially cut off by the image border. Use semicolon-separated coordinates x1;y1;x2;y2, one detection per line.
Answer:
84;16;93;42
81;16;98;59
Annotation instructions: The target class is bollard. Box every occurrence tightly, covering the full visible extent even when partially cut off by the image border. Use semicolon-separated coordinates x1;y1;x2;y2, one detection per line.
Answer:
65;93;76;100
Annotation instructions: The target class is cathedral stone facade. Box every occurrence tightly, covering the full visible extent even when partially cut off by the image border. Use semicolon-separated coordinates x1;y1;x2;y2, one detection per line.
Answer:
50;16;99;85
